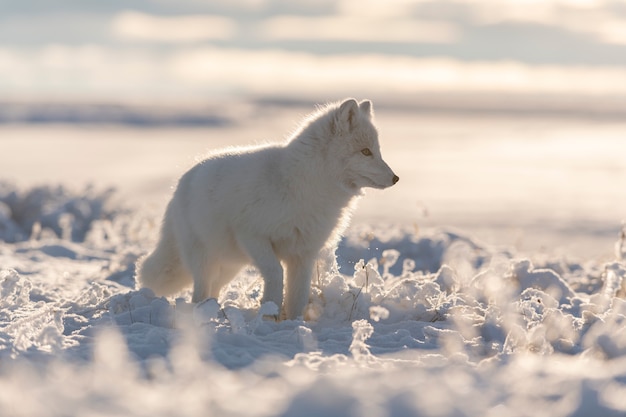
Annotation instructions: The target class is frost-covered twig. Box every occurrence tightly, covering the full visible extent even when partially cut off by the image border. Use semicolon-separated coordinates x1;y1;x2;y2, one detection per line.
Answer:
349;261;371;321
348;286;364;322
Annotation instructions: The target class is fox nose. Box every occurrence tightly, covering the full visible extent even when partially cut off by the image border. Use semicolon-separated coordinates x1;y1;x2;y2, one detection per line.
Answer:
392;175;399;185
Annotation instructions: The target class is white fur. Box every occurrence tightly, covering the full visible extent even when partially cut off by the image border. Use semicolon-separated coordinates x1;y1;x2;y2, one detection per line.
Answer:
137;98;398;319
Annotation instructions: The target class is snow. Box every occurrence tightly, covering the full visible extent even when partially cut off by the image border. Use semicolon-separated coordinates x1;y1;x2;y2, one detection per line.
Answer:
1;181;626;417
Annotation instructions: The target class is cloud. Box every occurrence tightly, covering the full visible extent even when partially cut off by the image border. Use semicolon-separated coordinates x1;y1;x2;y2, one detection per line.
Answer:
255;0;626;46
169;47;626;96
2;45;626;100
111;11;237;43
258;16;461;44
466;0;626;45
110;10;460;45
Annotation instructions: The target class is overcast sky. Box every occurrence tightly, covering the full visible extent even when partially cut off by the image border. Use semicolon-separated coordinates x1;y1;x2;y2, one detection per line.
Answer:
2;0;626;101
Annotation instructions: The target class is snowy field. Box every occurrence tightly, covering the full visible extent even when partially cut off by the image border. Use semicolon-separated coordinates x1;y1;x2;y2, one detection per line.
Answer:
1;105;626;416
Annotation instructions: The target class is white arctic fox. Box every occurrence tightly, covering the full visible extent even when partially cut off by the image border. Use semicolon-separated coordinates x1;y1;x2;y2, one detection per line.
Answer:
137;98;398;319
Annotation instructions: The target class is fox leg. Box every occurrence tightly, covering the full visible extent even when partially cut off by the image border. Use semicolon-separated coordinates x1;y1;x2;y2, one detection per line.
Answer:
189;253;220;303
236;236;284;311
284;255;315;320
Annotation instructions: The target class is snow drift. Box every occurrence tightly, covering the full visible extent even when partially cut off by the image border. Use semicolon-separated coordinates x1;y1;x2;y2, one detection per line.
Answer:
1;183;626;416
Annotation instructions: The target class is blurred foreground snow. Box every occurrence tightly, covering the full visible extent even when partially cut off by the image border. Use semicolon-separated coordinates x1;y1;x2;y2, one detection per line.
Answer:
2;184;626;416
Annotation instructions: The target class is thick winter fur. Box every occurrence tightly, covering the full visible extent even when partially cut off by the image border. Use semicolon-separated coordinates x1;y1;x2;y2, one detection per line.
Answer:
137;98;398;319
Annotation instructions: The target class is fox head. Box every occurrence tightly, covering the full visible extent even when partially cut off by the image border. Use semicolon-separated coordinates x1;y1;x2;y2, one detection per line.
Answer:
329;98;399;194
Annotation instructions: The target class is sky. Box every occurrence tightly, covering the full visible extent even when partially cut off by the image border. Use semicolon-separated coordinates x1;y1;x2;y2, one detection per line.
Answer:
1;0;626;103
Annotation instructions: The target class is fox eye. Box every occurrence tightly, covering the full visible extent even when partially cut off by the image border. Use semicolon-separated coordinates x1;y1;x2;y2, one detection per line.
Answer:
361;148;372;156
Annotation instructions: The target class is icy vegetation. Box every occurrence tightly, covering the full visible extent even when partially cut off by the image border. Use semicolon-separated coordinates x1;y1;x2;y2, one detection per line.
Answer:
2;183;626;416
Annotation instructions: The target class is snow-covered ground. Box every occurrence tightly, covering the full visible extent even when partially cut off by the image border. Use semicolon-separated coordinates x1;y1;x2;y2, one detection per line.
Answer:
1;107;626;416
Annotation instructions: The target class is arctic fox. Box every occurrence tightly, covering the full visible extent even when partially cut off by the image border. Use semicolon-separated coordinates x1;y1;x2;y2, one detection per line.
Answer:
137;98;398;319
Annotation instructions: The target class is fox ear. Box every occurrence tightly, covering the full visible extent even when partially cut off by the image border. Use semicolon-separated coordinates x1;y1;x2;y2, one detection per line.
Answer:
359;100;373;118
337;98;359;132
